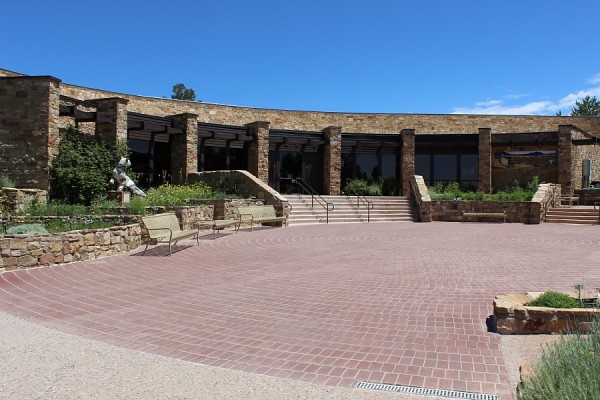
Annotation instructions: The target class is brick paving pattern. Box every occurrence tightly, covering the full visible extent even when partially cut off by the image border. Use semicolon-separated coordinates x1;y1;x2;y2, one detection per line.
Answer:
1;222;599;399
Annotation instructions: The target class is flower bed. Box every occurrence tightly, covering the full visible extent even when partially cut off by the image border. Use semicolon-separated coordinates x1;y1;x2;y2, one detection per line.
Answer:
494;293;600;334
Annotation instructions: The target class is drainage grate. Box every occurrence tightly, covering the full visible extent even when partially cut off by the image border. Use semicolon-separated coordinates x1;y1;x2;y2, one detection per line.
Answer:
356;381;499;400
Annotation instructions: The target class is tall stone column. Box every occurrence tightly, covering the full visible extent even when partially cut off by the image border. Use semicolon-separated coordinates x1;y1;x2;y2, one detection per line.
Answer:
0;76;61;189
245;121;270;183
401;129;415;196
95;98;129;149
478;128;492;193
322;126;342;195
558;124;574;188
170;113;198;183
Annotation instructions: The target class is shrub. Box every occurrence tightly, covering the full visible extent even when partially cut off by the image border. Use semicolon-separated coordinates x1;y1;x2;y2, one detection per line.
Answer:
48;126;129;205
344;179;382;196
126;196;147;215
0;176;15;188
6;223;48;235
144;182;216;207
428;176;541;202
529;291;581;309
518;319;600;400
24;202;87;217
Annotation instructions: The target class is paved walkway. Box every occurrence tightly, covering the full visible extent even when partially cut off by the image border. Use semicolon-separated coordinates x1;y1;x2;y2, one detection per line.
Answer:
1;222;599;399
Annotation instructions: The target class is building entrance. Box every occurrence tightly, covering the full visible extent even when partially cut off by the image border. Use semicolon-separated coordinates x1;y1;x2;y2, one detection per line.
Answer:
269;150;323;194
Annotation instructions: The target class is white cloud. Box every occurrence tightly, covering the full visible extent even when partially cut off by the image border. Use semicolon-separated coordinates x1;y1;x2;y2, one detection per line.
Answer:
452;75;600;115
586;73;600;85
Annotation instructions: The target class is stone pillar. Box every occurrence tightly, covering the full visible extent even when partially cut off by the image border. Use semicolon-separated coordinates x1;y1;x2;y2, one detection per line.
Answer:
95;98;129;149
401;129;415;196
0;75;61;189
558;124;574;188
170;113;198;184
245;121;270;183
478;128;492;193
322;126;342;195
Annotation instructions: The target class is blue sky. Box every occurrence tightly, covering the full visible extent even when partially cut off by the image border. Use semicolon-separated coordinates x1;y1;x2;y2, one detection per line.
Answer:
2;1;599;115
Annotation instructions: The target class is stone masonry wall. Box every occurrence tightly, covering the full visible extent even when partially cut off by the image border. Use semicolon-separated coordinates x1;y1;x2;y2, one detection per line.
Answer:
494;293;600;334
0;76;60;188
1;188;47;214
0;224;142;271
431;200;540;224
571;126;600;188
58;83;600;135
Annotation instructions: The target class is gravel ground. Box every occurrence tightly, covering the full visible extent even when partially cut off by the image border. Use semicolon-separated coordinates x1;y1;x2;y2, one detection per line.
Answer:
0;312;454;400
499;334;561;399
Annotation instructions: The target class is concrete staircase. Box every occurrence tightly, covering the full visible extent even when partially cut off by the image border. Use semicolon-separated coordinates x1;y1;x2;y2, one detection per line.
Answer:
286;194;417;225
545;206;600;225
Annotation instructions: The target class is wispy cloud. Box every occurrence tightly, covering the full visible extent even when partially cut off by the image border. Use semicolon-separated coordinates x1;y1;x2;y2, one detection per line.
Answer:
586;73;600;85
452;74;600;115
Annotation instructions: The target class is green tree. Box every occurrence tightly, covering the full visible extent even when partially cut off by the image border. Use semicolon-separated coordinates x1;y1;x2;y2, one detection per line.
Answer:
570;95;600;116
49;126;123;205
171;83;196;101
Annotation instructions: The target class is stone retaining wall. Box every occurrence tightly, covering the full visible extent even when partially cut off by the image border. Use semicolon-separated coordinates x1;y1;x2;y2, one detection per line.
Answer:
409;175;432;222
0;224;142;271
1;188;47;214
494;293;600;334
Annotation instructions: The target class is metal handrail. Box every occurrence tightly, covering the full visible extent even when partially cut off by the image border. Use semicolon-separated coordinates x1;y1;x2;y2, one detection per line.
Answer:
280;177;334;223
345;188;374;222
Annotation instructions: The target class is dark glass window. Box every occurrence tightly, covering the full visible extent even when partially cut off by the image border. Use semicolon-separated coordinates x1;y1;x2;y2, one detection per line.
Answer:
381;154;396;180
460;154;479;189
355;154;378;181
434;154;457;183
415;154;431;185
204;146;226;171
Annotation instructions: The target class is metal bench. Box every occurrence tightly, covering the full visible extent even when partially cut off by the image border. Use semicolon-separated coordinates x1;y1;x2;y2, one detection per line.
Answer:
198;218;241;238
462;211;506;223
141;213;200;255
235;205;288;231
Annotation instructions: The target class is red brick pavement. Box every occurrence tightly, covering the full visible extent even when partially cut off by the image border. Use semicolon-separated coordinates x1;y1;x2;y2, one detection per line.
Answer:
2;222;599;399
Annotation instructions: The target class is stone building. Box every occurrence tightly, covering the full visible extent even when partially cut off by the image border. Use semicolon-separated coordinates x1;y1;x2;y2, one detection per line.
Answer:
1;68;599;196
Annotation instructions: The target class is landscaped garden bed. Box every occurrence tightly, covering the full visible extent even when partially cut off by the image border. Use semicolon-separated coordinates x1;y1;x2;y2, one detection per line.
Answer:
494;291;600;335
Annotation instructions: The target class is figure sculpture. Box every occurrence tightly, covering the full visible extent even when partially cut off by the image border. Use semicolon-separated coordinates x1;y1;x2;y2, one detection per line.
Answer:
110;157;146;197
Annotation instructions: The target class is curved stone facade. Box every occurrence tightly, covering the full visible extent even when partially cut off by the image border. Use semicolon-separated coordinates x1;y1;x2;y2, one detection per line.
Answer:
1;68;600;195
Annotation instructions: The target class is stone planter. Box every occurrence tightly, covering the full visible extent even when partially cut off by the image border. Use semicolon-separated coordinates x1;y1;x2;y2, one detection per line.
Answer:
494;293;600;334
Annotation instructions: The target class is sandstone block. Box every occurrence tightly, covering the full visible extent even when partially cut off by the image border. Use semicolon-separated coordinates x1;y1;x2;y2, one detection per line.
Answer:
17;255;35;268
84;233;95;245
39;253;55;265
10;238;27;250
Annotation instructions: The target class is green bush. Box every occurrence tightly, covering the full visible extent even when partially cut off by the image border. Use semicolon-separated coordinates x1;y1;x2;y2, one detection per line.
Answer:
529;291;581;309
6;223;48;235
48;126;129;205
24;202;87;217
518;319;600;400
428;177;540;202
344;179;382;196
144;182;216;207
126;196;147;215
0;176;15;188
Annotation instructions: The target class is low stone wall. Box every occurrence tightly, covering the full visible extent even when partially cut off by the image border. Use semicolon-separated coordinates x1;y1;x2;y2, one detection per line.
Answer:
409;175;432;222
1;188;47;214
431;200;537;223
167;205;214;229
410;179;555;224
0;224;142;271
494;293;600;334
188;170;291;224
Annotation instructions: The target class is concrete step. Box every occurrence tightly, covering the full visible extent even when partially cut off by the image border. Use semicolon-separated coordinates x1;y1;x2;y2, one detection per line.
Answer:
544;207;599;225
286;194;417;225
